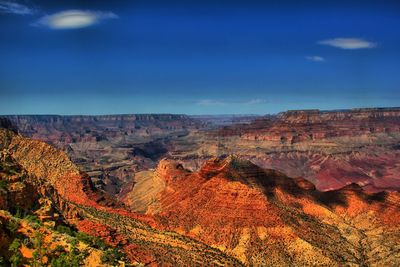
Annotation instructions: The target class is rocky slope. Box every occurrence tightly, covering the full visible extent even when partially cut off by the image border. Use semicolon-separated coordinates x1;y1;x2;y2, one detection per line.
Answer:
0;126;242;266
124;155;400;266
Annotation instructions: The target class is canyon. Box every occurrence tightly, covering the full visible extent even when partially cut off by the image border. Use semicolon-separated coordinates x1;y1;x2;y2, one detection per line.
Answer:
1;107;400;265
0;125;241;266
4;107;400;193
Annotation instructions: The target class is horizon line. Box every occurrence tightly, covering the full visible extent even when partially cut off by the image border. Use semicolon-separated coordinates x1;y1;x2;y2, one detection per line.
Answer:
1;106;400;117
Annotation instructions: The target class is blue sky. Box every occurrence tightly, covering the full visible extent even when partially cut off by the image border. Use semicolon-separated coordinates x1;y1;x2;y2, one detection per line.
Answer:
0;0;399;115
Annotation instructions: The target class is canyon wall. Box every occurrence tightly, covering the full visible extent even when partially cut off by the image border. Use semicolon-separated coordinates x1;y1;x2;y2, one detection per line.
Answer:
219;107;400;143
212;108;400;191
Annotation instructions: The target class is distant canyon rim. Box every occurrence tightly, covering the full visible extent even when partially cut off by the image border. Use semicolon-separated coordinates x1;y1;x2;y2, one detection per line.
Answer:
3;107;400;196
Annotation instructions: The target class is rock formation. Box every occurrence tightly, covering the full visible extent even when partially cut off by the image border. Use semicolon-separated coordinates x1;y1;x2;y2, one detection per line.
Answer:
124;155;400;265
0;128;242;266
3;108;400;197
3;114;204;196
214;108;400;191
1;108;400;265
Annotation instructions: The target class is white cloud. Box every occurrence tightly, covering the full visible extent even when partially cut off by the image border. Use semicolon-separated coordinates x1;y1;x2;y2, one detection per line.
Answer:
305;56;325;62
0;1;36;15
318;38;376;49
35;10;118;29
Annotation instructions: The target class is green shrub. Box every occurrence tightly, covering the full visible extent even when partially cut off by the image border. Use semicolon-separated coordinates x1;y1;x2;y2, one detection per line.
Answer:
9;253;23;267
50;254;69;267
9;238;23;267
74;231;108;249
101;248;125;265
9;206;27;219
92;237;108;250
0;179;7;191
75;232;93;244
32;232;45;266
50;251;86;267
8;238;21;253
6;220;19;233
24;214;42;228
70;238;78;253
55;225;75;236
24;214;40;223
51;245;65;254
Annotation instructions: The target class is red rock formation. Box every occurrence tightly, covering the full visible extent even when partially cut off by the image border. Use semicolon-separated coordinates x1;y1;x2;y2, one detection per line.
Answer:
214;108;400;191
132;156;400;265
0;128;242;266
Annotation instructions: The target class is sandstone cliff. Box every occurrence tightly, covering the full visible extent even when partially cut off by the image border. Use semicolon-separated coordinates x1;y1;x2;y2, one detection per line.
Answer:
124;155;400;266
0;128;242;266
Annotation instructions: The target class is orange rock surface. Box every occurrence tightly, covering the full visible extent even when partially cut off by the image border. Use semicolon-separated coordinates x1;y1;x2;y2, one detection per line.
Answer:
125;155;400;265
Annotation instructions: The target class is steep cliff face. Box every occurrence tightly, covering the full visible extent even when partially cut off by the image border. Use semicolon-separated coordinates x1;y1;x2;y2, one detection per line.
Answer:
127;156;400;265
212;108;400;191
0;128;242;266
219;108;400;142
247;148;400;192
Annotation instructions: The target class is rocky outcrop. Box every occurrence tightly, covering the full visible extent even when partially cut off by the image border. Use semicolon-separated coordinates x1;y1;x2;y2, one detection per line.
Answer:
0;151;39;213
0;128;243;266
129;156;400;265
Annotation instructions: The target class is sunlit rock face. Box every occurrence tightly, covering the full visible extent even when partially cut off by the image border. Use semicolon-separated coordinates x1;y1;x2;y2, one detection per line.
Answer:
124;155;400;266
0;128;242;266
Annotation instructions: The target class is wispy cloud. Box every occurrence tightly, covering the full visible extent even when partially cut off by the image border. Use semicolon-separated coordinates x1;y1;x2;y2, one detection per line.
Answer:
0;1;36;15
197;99;226;106
197;99;267;106
305;56;325;62
35;10;118;29
318;38;376;49
246;98;267;104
